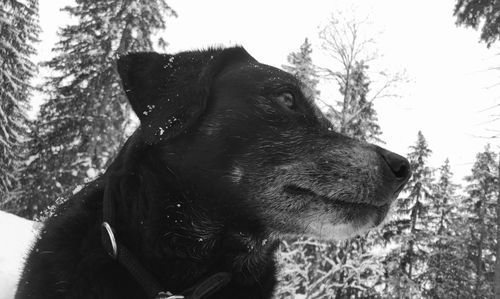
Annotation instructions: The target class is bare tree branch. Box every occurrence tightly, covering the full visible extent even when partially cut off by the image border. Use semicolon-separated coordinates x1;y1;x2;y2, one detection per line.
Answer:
317;12;404;137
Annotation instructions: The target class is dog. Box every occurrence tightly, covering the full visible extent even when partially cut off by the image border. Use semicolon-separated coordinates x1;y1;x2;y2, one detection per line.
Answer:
15;46;411;299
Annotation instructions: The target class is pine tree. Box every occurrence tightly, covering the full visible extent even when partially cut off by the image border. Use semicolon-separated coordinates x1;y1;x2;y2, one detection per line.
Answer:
462;145;498;298
282;38;320;99
19;0;176;219
423;159;466;298
383;131;434;298
0;0;39;212
454;2;500;295
277;236;383;298
317;13;401;144
454;0;500;47
495;152;500;299
426;194;477;299
336;60;382;143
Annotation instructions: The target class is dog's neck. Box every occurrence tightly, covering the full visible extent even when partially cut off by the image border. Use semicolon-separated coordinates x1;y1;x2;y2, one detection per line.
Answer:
105;154;280;296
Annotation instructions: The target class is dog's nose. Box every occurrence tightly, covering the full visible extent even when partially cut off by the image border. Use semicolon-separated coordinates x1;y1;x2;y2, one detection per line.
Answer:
378;148;411;181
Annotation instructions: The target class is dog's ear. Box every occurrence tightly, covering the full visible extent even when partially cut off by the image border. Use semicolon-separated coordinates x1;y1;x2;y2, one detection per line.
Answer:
117;47;255;144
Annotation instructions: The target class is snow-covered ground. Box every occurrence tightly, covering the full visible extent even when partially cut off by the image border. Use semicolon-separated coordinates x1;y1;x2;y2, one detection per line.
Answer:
0;211;40;299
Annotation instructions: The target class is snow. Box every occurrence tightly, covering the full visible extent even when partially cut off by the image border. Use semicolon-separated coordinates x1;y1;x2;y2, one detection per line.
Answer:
0;211;40;299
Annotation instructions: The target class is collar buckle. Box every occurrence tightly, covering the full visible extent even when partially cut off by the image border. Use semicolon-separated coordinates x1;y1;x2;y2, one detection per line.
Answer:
101;222;118;259
155;291;184;299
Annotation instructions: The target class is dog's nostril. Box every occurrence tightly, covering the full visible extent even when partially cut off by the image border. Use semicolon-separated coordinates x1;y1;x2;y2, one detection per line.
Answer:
380;150;411;180
393;164;410;179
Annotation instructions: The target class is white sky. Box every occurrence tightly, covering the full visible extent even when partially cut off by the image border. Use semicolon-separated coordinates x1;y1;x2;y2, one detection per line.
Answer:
35;0;500;183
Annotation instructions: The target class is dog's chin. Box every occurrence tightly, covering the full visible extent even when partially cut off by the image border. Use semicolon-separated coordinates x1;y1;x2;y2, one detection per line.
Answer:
306;200;393;240
306;221;375;241
282;185;394;240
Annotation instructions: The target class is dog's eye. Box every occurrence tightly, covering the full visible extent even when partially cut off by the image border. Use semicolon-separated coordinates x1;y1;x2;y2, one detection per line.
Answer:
275;92;296;110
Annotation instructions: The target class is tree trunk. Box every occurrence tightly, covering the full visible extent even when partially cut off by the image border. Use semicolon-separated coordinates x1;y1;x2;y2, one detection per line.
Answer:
475;212;485;299
495;154;500;299
340;65;351;134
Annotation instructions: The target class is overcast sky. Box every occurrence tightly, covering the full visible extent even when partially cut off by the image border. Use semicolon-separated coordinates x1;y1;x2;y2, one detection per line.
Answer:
36;0;500;183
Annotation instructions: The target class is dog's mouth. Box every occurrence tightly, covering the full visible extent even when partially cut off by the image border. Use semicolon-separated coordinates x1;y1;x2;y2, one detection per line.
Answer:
283;185;317;197
283;184;393;227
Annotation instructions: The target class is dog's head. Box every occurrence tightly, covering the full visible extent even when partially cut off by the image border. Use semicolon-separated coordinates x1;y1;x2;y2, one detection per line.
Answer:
117;46;411;241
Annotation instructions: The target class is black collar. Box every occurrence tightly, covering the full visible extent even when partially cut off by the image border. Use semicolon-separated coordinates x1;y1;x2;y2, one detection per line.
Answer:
101;182;232;299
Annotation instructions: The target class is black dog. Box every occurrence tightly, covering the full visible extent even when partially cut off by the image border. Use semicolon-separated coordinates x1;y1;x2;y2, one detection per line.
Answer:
16;47;411;299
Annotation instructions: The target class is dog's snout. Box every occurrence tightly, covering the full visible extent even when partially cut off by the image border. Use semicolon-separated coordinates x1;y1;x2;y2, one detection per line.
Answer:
379;149;411;181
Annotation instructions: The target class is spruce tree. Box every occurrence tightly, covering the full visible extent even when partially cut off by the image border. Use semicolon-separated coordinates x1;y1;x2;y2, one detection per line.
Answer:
282;38;320;99
383;131;434;298
317;13;400;144
463;145;498;298
423;159;466;298
454;0;500;47
454;2;500;294
337;60;382;143
0;0;39;212
19;0;176;218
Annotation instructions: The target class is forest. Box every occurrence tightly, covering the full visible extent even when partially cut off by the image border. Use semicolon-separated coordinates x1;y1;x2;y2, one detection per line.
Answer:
1;0;500;298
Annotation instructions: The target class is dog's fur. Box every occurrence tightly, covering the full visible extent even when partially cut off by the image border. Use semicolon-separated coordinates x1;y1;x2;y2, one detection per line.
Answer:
16;47;410;299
